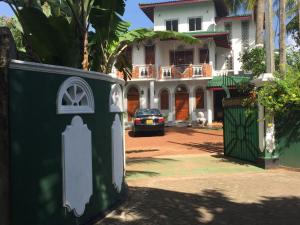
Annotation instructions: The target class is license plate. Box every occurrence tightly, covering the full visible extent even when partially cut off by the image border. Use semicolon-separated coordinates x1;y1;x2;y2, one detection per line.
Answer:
146;119;153;125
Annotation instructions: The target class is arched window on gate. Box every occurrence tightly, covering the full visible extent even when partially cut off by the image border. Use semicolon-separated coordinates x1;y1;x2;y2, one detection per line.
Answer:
195;87;204;109
160;89;169;110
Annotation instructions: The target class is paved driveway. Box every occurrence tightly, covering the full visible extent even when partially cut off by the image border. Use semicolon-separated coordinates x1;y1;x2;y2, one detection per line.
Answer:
97;127;300;225
125;127;223;158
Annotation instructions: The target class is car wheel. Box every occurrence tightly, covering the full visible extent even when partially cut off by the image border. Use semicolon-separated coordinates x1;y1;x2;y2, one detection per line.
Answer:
159;130;165;136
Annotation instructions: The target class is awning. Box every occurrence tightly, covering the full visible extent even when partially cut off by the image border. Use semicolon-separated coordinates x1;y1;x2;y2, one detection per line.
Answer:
207;75;251;89
183;31;231;48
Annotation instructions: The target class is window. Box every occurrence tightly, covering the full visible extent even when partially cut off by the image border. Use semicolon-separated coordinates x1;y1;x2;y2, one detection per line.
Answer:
166;19;178;31
145;45;155;64
189;17;202;31
241;21;249;49
57;77;95;114
160;90;169;110
226;54;233;70
199;49;209;64
170;50;194;65
224;22;232;43
195;88;204;109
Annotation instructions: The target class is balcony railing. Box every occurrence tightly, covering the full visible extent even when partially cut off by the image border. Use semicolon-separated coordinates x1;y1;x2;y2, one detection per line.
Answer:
114;64;213;80
132;64;156;79
159;64;212;80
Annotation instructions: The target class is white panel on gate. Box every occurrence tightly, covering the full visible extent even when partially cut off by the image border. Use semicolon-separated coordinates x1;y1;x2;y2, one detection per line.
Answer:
110;84;124;112
111;114;124;192
62;116;93;217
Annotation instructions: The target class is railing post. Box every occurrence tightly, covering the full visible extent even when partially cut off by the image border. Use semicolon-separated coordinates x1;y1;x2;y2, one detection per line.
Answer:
0;27;16;225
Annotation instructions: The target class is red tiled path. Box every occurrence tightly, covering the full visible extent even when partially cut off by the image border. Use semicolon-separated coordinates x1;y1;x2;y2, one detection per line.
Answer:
125;127;223;158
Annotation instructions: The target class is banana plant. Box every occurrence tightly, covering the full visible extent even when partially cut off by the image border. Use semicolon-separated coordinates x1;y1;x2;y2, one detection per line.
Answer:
1;0;127;69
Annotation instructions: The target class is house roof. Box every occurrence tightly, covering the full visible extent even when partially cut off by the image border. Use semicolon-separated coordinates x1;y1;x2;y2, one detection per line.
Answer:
207;76;251;88
215;14;252;23
139;0;229;22
183;31;231;48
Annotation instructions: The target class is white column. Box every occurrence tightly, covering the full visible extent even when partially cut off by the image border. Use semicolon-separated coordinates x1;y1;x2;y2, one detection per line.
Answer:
171;88;176;121
150;81;155;108
258;104;265;152
206;89;214;124
209;40;216;74
189;89;194;121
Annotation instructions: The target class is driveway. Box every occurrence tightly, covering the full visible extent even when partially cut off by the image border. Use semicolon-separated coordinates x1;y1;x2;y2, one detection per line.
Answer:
125;127;223;158
97;127;300;225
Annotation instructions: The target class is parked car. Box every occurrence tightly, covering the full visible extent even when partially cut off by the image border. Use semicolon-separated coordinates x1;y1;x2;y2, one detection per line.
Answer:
132;108;165;136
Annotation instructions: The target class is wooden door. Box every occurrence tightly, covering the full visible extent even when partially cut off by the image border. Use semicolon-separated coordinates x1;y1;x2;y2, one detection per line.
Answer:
175;93;189;120
127;87;140;121
145;45;155;64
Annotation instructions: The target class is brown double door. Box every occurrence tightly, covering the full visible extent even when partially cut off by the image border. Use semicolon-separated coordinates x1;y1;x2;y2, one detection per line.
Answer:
175;92;189;121
127;87;140;121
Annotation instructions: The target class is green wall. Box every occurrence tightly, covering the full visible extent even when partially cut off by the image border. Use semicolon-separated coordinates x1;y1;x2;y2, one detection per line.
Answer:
8;68;123;225
276;110;300;168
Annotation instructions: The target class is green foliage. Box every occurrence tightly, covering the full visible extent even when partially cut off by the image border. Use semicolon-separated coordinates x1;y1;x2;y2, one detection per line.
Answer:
0;16;25;51
258;69;300;115
240;47;266;77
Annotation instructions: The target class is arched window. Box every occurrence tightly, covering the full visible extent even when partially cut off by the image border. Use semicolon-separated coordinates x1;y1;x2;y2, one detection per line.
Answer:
57;77;95;114
160;89;169;110
195;87;204;109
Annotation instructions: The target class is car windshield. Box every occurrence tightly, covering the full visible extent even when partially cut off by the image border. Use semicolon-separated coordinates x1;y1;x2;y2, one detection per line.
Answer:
136;109;161;116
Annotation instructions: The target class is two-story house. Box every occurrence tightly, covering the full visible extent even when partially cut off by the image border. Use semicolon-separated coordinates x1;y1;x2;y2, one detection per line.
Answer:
119;0;255;124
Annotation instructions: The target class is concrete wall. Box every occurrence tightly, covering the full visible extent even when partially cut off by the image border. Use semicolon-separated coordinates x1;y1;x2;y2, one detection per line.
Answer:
216;19;256;73
276;110;300;168
3;61;125;225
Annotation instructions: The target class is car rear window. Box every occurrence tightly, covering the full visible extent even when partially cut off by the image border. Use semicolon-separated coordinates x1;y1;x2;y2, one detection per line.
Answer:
136;109;161;116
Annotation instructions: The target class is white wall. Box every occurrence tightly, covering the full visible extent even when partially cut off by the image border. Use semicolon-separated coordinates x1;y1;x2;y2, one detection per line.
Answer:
153;1;216;32
216;19;256;73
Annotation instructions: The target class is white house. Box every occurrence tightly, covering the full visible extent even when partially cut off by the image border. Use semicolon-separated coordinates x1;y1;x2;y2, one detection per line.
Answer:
118;0;256;124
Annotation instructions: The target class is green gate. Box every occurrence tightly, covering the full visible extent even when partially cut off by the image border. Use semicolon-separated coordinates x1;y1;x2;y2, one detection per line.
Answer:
223;98;260;163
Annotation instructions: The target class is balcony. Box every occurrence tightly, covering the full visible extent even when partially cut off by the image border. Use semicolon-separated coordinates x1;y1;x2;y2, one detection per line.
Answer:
131;64;156;79
114;64;213;80
158;64;212;80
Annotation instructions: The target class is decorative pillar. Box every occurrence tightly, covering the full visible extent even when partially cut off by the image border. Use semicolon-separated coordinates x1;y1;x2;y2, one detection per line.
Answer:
208;40;216;74
171;87;176;121
206;89;213;124
189;88;194;121
0;27;17;225
150;81;155;108
252;73;279;169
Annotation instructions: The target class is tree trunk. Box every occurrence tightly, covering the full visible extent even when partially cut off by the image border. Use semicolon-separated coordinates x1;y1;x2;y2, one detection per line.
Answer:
82;31;89;70
256;0;265;45
265;0;275;73
279;0;287;76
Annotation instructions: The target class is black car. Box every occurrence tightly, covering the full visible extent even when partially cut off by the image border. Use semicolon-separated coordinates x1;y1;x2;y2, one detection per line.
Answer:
132;108;165;136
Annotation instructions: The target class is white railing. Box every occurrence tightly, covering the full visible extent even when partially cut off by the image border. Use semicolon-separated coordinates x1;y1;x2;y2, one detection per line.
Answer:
192;65;203;77
214;69;235;76
138;65;150;78
161;66;172;79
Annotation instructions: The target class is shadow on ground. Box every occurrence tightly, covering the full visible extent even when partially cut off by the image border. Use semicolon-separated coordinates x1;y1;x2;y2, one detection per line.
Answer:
169;141;224;154
126;149;159;154
128;130;165;137
127;157;178;165
98;187;300;225
211;154;258;167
